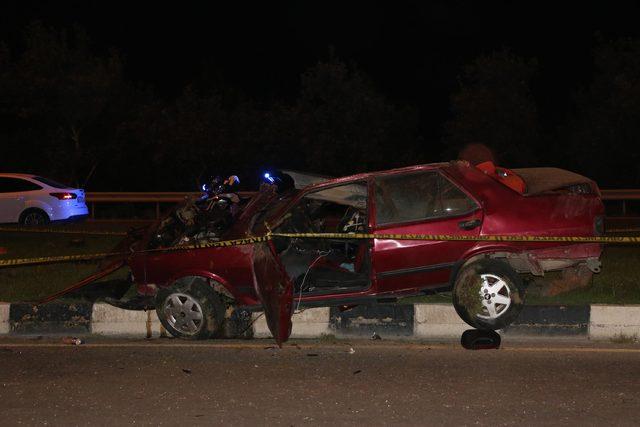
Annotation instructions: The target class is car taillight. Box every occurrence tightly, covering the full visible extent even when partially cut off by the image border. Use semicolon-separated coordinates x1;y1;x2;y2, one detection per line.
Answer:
50;192;77;200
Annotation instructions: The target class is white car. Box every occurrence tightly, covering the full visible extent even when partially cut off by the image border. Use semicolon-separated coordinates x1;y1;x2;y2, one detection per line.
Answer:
0;173;89;225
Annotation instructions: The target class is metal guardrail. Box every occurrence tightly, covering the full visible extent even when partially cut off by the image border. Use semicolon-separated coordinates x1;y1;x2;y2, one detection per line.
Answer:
601;189;640;217
601;189;640;200
85;192;256;220
84;189;640;220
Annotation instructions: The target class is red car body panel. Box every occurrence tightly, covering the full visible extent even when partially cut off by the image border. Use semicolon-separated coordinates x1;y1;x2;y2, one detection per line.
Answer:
252;241;294;346
127;162;604;343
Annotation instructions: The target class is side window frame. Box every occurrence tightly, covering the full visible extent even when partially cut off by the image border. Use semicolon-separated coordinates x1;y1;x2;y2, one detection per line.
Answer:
373;170;479;227
272;180;370;232
0;177;42;193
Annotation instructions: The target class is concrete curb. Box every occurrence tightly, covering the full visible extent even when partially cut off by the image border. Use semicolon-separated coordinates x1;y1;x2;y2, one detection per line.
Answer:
0;302;638;341
254;308;332;339
91;303;163;337
0;303;9;334
414;304;468;339
589;305;640;339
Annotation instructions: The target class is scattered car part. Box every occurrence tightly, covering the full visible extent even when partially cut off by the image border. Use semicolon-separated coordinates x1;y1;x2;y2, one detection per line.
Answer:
38;259;125;304
460;329;501;350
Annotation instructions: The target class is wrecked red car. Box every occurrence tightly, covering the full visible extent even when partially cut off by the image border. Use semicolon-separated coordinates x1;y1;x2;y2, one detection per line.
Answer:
115;161;604;344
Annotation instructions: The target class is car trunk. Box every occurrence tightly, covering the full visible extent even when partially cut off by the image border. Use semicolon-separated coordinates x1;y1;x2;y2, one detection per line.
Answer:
512;168;597;196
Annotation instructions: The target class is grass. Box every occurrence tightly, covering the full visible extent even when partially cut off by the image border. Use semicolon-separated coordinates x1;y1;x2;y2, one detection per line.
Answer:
400;246;640;306
0;231;128;302
529;246;640;305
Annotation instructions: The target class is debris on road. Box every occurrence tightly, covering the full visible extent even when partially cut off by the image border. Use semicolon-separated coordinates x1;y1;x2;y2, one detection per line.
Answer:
182;369;192;374
460;329;501;350
371;332;382;340
61;337;83;345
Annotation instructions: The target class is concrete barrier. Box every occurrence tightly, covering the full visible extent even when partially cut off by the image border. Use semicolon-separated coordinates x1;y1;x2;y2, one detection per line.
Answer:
414;304;468;339
0;301;638;341
91;303;162;337
0;303;9;334
589;305;640;340
253;308;331;338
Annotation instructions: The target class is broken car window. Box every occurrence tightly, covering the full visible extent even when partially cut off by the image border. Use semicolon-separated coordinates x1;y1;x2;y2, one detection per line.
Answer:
275;183;367;234
275;182;371;295
375;171;477;225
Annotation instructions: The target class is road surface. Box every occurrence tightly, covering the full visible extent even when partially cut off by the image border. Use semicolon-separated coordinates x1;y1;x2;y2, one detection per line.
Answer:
0;337;639;425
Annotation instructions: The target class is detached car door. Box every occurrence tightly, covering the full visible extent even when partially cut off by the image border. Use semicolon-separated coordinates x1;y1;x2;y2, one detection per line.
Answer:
372;169;482;293
252;240;294;346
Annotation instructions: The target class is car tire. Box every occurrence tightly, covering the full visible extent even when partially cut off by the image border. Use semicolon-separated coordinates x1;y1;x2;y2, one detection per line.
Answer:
19;209;50;226
452;259;525;330
155;278;225;340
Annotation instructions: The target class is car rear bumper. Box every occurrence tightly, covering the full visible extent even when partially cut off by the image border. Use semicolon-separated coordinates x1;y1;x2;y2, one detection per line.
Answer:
49;204;89;221
52;214;89;223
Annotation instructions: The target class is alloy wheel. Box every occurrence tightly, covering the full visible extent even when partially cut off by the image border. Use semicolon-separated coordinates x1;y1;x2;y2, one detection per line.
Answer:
23;212;46;225
162;293;204;335
476;273;512;320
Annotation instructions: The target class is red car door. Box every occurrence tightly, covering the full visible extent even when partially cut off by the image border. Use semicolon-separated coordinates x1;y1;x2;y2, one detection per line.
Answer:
372;170;482;293
252;240;294;346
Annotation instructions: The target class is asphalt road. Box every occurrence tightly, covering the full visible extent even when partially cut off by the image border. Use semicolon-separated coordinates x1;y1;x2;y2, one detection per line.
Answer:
0;338;639;426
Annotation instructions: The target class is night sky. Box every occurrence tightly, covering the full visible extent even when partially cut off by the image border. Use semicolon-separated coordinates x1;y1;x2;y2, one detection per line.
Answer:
4;0;640;141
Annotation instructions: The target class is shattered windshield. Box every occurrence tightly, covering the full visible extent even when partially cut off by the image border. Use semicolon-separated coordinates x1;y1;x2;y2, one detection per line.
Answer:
249;191;298;235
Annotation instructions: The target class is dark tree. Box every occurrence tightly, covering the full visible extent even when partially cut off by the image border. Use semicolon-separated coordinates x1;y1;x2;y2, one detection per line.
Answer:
565;36;640;186
287;55;418;176
444;49;540;167
0;22;123;186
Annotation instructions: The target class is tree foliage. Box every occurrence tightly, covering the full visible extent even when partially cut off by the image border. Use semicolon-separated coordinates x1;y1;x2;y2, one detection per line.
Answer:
565;36;640;186
0;22;123;186
444;49;540;166
3;21;640;191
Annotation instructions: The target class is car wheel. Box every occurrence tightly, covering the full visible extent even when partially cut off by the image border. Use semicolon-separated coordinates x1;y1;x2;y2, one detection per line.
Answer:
20;209;49;226
453;259;525;330
155;278;225;340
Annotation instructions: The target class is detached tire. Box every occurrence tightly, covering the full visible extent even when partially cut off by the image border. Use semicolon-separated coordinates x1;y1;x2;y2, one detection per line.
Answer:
453;259;525;330
156;278;225;340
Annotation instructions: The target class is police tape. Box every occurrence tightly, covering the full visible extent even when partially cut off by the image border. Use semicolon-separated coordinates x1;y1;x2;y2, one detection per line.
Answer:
270;232;640;244
0;232;639;268
0;226;127;237
0;252;124;267
0;235;272;267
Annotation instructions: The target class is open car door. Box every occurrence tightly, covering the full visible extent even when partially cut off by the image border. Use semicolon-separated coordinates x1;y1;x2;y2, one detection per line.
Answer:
252;240;294;346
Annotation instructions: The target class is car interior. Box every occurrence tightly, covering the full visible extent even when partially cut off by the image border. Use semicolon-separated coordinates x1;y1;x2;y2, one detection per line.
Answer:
272;182;371;295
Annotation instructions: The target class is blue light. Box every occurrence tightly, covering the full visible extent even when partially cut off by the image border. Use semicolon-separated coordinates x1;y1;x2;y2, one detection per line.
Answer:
264;172;275;183
201;184;207;191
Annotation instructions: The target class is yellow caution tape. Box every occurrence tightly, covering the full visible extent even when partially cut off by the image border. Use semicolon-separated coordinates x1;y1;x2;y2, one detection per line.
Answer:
0;252;123;267
1;231;638;269
177;235;272;250
0;235;271;268
0;226;127;237
271;232;640;244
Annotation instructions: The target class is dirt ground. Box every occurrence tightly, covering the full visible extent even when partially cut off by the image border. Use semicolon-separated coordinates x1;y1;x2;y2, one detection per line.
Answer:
0;338;639;426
